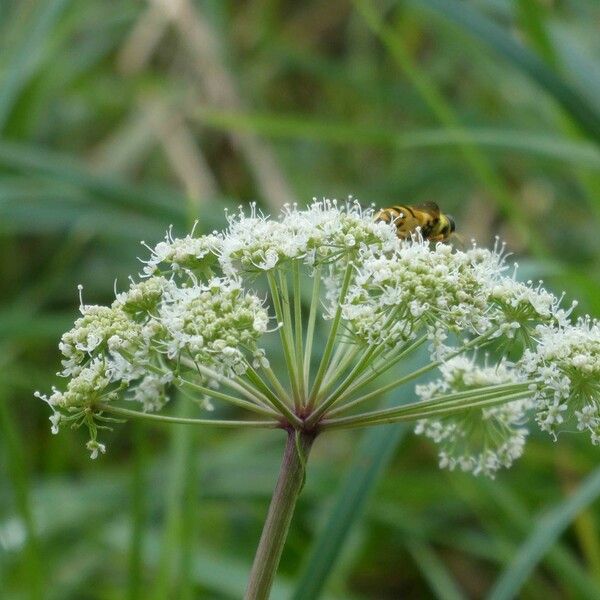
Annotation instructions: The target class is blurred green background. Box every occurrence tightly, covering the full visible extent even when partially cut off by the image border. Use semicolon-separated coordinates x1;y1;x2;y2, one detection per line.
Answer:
2;0;600;598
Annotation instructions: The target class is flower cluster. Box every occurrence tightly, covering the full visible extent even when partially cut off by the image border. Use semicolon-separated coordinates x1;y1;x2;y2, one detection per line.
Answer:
340;239;570;354
141;225;221;277
158;277;269;374
341;242;494;348
414;357;531;477
37;199;598;472
522;319;600;444
219;200;397;274
36;270;269;457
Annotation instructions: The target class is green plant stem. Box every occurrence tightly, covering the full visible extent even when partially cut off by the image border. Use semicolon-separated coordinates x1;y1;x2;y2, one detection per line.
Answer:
267;271;301;409
245;365;304;428
323;334;429;416
315;345;377;410
260;365;293;405
181;359;270;406
306;333;435;426
292;261;306;402
233;374;277;411
319;340;350;387
308;261;354;408
303;266;321;390
337;382;531;422
319;344;363;398
134;355;276;415
320;390;531;430
278;269;299;372
326;330;498;417
177;379;279;417
95;403;279;428
245;429;316;600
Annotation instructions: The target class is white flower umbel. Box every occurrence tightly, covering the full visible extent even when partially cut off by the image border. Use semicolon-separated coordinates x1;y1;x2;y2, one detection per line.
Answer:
414;357;531;477
36;274;275;453
37;199;596;473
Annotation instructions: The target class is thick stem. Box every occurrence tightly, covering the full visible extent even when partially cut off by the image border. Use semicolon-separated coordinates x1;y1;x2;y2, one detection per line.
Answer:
245;430;316;600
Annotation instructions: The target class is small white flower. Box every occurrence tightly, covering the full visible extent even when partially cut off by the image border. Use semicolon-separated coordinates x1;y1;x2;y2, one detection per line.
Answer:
157;277;268;377
130;374;171;412
86;440;106;460
49;412;61;435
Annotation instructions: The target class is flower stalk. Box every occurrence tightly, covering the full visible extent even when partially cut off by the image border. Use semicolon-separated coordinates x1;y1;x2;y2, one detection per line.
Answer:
307;260;354;409
244;429;316;600
95;403;278;428
267;271;302;410
302;265;321;391
320;388;533;430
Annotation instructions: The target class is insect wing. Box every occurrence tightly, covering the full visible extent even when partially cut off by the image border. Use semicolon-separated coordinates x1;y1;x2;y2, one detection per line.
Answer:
414;201;440;218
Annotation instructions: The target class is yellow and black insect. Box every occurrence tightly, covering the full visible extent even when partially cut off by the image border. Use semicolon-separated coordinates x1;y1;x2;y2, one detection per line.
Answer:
375;201;455;242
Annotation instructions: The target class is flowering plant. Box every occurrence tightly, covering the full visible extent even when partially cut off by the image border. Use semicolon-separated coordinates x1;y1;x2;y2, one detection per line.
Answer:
37;200;599;599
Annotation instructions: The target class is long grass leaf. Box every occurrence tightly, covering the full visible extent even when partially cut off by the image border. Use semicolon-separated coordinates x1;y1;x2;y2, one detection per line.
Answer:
0;0;71;130
0;391;43;599
153;398;197;599
0;141;187;222
488;466;600;600
128;423;147;600
197;109;600;169
412;0;600;144
406;539;467;600
104;526;345;600
479;479;600;599
354;0;551;256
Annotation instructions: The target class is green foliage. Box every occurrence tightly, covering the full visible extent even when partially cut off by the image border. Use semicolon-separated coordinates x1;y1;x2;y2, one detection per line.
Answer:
2;0;600;598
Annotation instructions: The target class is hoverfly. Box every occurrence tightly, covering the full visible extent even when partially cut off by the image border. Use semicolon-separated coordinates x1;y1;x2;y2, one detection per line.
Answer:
375;201;455;242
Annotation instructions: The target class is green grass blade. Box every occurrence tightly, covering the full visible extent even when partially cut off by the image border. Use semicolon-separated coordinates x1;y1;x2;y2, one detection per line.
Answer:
412;0;600;144
0;390;43;599
406;539;467;600
105;527;345;600
0;0;71;130
0;141;188;222
197;109;600;169
128;423;147;600
486;481;600;600
515;0;556;66
354;0;547;255
488;466;600;600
